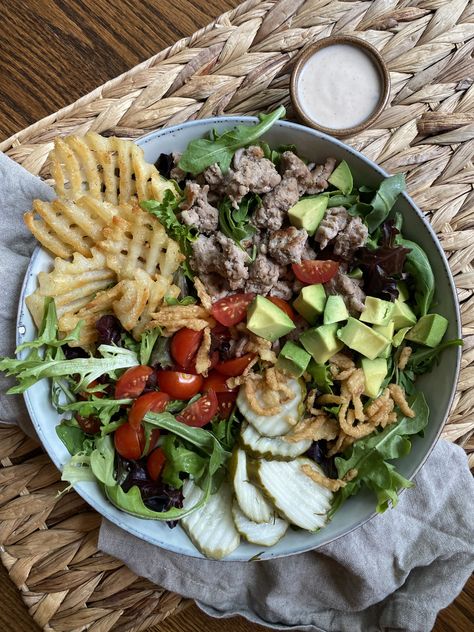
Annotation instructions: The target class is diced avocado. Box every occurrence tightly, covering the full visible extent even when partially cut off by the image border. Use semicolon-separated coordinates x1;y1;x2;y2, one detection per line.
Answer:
288;196;328;236
391;299;417;330
373;321;394;358
405;313;448;348
397;281;409;302
392;326;411;348
360;296;394;326
361;358;388;399
247;296;295;342
276;342;311;378
306;360;333;394
348;267;363;280
337;317;389;360
328;160;353;195
293;284;326;325
299;323;344;364
324;295;349;325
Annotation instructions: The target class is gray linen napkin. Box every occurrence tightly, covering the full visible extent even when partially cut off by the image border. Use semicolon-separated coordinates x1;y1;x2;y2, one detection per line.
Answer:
1;151;473;631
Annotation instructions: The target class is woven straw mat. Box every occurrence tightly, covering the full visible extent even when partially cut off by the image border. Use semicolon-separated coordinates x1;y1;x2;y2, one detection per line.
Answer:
1;1;473;631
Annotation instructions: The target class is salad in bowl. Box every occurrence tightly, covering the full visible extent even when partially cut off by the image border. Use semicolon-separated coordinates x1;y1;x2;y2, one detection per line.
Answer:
1;107;461;560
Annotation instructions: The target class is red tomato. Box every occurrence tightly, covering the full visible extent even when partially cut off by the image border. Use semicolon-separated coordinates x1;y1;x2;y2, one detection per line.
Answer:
156;370;203;399
115;366;153;399
114;423;145;460
203;370;237;393
217;391;238;419
292;260;339;284
171;328;203;370
268;296;296;320
177;390;218;427
216;353;255;377
128;391;170;429
211;293;255;327
147;447;166;481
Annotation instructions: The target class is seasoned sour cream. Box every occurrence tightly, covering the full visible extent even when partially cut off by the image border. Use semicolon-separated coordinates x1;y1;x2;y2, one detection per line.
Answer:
297;43;382;130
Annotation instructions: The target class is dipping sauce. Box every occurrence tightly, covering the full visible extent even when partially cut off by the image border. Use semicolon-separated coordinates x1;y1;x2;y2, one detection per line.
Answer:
297;43;383;131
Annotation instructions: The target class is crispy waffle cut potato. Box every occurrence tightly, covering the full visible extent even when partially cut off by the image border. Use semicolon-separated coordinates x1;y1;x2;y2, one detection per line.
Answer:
25;248;116;329
131;272;180;338
50;132;177;204
99;203;184;280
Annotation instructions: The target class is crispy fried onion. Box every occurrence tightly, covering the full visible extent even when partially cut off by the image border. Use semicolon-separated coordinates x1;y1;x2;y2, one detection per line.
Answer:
244;333;278;364
194;277;213;312
195;327;212;376
147;304;215;335
239;368;296;417
388;383;415;418
397;346;412;370
285;413;339;443
301;464;358;492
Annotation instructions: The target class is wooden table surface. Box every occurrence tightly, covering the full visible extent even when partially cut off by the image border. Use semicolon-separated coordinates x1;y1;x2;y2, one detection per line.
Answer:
0;1;471;631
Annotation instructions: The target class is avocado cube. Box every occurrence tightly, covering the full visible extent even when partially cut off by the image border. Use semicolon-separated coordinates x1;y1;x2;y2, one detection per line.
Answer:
373;321;394;358
324;295;349;325
299;323;344;364
361;358;388;399
293;284;326;324
337;317;389;360
247;296;295;342
328;160;353;195
288;196;328;236
391;299;417;330
392;326;411;348
360;296;394;326
405;313;448;348
276;341;311;378
397;281;409;302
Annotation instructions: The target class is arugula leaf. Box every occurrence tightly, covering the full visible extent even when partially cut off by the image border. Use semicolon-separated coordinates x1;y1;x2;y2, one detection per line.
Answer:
164;295;197;306
219;194;258;245
365;174;406;233
178;106;286;175
161;434;207;489
16;298;83;352
1;345;139;394
211;408;239;452
407;338;463;375
139;329;161;366
333;392;429;513
59;396;130;425
397;237;435;316
141;191;197;279
327;194;359;208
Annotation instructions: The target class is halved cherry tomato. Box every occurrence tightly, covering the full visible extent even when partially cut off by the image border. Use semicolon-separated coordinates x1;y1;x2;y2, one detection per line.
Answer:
156;370;203;399
115;366;153;399
216;353;255;377
177;390;218;427
128;391;170;429
147;447;166;481
203;370;237;393
211;293;255;327
292;260;339;284
75;414;101;435
268;296;296;321
217;391;238;419
114;423;145;460
171;328;203;370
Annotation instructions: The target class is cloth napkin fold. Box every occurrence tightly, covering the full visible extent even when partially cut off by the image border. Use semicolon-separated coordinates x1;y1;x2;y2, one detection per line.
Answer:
1;151;473;632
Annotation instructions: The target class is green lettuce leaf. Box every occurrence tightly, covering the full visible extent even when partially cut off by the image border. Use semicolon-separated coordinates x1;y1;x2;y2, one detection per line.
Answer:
161;434;207;489
90;435;116;486
365;174;406;233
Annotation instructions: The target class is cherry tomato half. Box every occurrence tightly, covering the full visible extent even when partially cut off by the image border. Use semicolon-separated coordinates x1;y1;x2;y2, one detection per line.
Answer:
147;447;166;481
177;390;218;427
114;423;145;460
171;328;203;370
156;370;203;399
128;391;170;429
211;293;255;327
292;260;339;285
216;353;255;377
217;391;238;419
268;296;296;321
115;366;153;399
203;370;237;393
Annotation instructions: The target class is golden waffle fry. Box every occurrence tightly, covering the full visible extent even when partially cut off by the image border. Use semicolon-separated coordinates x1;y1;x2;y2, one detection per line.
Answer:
113;270;151;332
132;276;180;338
50;132;177;204
24;196;127;258
99;203;184;280
25;248;115;329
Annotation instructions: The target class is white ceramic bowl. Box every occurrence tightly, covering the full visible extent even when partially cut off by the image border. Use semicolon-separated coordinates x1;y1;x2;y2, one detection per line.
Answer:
17;117;461;561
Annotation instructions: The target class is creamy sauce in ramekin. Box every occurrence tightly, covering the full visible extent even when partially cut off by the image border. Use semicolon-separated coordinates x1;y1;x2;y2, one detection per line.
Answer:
297;44;382;130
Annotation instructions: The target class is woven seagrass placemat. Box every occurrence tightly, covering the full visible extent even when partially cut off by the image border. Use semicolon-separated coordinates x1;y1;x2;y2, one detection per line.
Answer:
1;1;473;630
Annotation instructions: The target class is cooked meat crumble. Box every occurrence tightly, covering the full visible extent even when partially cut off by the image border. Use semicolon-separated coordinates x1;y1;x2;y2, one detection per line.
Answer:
267;227;308;265
180;182;219;234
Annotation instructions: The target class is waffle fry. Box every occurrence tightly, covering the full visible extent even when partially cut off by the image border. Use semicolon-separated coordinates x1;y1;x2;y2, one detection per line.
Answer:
24;196;126;258
50;132;177;204
25;248;115;329
132;274;180;338
113;270;151;332
99;204;184;280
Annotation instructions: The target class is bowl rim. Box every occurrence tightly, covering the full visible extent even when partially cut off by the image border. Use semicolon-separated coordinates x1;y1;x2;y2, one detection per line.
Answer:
19;115;462;561
290;35;391;137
